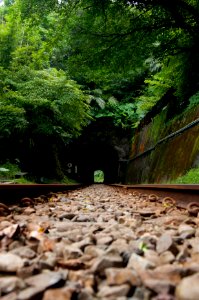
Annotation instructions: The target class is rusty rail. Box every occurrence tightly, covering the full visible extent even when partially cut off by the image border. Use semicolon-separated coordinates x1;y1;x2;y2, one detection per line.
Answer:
0;183;83;204
110;184;199;213
1;183;199;216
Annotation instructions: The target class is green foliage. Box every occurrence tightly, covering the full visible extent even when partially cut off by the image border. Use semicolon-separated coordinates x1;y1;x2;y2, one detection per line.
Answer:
172;167;199;184
0;105;27;136
2;67;91;140
94;170;104;183
188;92;199;109
96;100;139;129
0;162;20;180
139;241;148;252
1;0;199;180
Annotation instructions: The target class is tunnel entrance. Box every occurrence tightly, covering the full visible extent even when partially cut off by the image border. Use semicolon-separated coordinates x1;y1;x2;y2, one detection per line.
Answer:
63;117;130;184
94;170;104;183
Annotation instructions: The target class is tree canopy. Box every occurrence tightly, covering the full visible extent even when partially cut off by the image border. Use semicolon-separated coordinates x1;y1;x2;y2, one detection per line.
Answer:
1;0;199;179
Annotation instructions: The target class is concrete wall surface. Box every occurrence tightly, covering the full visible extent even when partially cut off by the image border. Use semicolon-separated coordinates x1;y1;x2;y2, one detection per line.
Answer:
126;106;199;183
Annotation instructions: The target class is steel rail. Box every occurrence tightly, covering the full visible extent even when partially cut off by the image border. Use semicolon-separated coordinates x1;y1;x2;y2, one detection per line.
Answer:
0;183;199;216
0;183;83;204
111;184;199;211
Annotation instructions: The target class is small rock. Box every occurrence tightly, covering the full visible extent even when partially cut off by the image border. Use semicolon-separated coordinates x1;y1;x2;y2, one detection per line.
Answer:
8;241;24;251
58;258;85;270
68;270;94;289
178;224;195;237
156;234;178;255
84;245;105;257
17;286;44;300
25;271;65;289
127;253;155;273
175;273;199;300
73;215;95;222
23;207;36;215
73;237;93;251
159;251;175;264
133;286;151;300
0;276;25;294
0;224;19;238
63;245;83;259
105;267;141;286
11;246;36;259
77;288;94;300
144;250;160;266
59;213;76;220
189;237;199;253
42;286;75;300
39;252;57;270
141;277;174;294
97;284;130;298
91;254;123;275
96;235;113;246
0;253;24;272
17;264;40;279
0;292;18;300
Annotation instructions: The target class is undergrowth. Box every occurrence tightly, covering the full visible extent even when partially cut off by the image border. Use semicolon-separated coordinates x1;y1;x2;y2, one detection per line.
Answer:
171;167;199;184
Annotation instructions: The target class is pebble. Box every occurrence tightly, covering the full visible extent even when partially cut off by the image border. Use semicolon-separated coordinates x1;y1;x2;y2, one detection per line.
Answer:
11;246;36;259
0;253;24;272
97;284;130;298
42;287;75;300
0;276;25;294
175;273;199;300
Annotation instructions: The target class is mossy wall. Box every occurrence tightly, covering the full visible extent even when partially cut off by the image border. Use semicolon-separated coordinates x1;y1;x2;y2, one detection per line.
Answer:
126;106;199;183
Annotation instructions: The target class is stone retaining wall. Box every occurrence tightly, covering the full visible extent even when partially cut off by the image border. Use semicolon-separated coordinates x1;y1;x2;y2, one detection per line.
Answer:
126;106;199;183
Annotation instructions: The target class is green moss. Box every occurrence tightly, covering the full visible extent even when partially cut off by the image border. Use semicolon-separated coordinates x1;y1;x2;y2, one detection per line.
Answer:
171;167;199;184
150;109;167;143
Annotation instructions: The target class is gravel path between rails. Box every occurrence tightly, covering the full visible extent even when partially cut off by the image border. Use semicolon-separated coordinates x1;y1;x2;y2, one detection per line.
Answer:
0;184;199;300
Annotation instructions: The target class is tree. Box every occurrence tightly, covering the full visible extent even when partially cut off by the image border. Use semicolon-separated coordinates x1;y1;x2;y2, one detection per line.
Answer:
1;66;91;178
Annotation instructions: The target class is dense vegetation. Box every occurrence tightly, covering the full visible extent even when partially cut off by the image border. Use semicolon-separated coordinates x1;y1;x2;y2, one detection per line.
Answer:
0;0;199;181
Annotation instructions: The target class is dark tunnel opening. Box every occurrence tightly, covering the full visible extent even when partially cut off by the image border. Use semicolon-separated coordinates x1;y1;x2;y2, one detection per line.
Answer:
63;118;130;184
75;143;119;184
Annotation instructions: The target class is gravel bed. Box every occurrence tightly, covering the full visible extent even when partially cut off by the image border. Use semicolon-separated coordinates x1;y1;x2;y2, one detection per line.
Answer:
0;184;199;300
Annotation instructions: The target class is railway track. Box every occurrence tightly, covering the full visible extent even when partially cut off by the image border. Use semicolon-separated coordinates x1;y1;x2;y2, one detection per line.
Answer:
0;183;199;216
0;184;199;299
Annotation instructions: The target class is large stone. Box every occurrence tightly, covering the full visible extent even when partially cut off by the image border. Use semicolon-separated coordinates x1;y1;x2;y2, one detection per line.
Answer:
77;288;94;300
127;253;155;273
25;271;65;289
97;284;130;298
178;224;195;239
17;287;44;300
0;276;25;294
63;245;83;259
68;270;94;289
11;246;36;259
38;252;58;270
0;253;24;272
175;273;199;300
141;276;175;294
84;245;105;257
91;254;123;275
159;251;175;264
105;267;141;286
42;287;75;300
156;234;178;255
0;292;18;300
